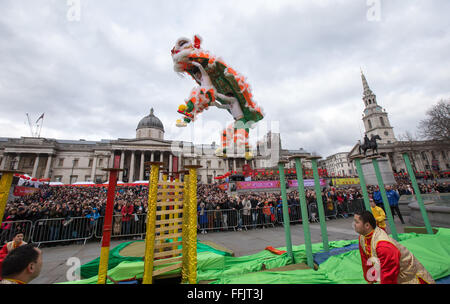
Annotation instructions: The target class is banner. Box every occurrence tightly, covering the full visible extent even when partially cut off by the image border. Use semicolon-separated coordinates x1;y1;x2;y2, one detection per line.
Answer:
237;180;280;190
288;179;326;187
332;178;360;186
13;186;40;196
236;179;326;190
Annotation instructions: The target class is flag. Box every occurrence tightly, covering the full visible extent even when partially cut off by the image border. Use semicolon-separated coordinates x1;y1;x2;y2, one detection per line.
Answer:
36;113;44;123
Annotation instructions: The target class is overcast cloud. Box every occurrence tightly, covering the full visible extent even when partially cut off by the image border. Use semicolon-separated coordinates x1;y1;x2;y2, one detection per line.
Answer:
0;0;449;158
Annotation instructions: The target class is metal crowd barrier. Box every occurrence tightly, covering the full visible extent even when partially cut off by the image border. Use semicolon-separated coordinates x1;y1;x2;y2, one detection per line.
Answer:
31;217;95;246
276;205;302;225
324;201;338;219
199;209;239;232
239;207;275;230
0;220;33;244
94;214;147;239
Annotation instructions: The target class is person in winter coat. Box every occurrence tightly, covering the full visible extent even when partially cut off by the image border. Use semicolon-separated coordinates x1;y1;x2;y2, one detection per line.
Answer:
386;185;405;224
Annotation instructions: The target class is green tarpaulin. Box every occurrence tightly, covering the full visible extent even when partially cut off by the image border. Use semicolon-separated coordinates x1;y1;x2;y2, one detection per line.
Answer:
63;228;450;284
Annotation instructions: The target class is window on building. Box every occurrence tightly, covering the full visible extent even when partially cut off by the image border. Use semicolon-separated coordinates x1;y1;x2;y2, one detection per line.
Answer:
73;159;79;168
380;117;385;126
196;160;200;166
70;175;78;184
58;158;64;167
85;175;91;182
442;151;447;160
368;119;372;129
98;159;103;167
55;176;62;182
384;131;389;136
206;160;211;168
207;175;212;184
88;159;93;167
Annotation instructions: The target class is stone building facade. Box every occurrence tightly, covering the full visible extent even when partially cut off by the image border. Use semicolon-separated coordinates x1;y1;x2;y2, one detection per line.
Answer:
0;108;274;184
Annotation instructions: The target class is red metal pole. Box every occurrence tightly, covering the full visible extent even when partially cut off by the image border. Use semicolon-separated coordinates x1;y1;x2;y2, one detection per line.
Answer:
97;168;122;284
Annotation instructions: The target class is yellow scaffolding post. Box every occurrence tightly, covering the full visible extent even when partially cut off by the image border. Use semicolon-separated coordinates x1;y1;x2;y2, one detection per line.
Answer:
184;165;201;284
0;170;20;228
142;162;162;284
181;170;190;283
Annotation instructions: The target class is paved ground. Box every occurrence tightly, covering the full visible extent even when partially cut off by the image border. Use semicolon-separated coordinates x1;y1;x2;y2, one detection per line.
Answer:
33;215;409;284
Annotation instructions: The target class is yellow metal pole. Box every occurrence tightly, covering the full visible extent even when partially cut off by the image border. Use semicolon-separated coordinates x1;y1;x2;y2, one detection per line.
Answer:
0;171;20;228
172;176;180;256
160;173;168;253
185;165;201;284
181;171;190;283
142;162;163;284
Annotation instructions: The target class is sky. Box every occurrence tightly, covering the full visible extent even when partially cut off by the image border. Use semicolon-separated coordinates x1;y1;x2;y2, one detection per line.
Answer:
0;0;449;158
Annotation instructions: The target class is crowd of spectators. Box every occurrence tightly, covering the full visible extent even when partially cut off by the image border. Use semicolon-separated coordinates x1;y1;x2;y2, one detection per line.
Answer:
1;176;449;243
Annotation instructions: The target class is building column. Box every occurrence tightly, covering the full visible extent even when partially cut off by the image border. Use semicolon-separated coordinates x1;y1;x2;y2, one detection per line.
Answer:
0;154;6;170
159;152;164;180
150;152;154;162
169;154;173;174
32;154;40;178
129;151;135;183
233;158;237;172
14;154;21;171
139;151;145;181
90;155;98;182
119;150;125;181
109;151;115;168
179;154;183;171
44;154;53;179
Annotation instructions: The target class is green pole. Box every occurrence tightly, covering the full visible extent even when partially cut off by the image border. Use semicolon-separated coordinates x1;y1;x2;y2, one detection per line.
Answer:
370;156;399;241
309;157;329;252
402;152;433;234
278;161;294;263
353;157;372;212
292;157;314;269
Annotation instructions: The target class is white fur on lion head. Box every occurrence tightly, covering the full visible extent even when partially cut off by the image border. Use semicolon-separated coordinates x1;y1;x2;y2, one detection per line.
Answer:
171;35;203;72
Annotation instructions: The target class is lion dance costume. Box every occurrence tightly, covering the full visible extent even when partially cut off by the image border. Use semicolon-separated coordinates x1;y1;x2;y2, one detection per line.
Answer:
171;35;264;159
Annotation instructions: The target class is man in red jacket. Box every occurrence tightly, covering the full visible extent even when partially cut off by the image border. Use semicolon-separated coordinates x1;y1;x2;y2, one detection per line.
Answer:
0;232;27;280
121;201;134;235
353;211;434;284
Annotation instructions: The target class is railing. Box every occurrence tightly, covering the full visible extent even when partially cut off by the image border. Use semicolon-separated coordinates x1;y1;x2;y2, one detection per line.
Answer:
31;217;95;246
0;220;33;244
199;209;239;232
94;214;147;239
0;200;367;247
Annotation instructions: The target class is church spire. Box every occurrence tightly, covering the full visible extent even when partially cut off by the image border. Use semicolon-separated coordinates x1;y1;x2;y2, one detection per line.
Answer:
361;69;373;97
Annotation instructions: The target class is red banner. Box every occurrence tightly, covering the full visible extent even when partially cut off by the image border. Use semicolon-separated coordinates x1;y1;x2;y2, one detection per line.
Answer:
13;186;40;196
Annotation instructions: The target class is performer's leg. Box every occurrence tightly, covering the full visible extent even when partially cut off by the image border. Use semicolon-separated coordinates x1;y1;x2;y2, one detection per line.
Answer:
395;205;405;224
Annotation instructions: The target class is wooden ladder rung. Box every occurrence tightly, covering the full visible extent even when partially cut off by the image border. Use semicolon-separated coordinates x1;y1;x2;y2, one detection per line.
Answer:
158;181;184;187
152;262;182;276
154;248;182;258
153;256;183;267
154;241;183;249
155;232;183;241
157;188;184;193
157;201;184;207
155;224;183;233
156;209;183;216
157;218;183;226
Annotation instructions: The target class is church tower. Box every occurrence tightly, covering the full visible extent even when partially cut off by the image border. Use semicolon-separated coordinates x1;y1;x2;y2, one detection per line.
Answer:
361;70;396;144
